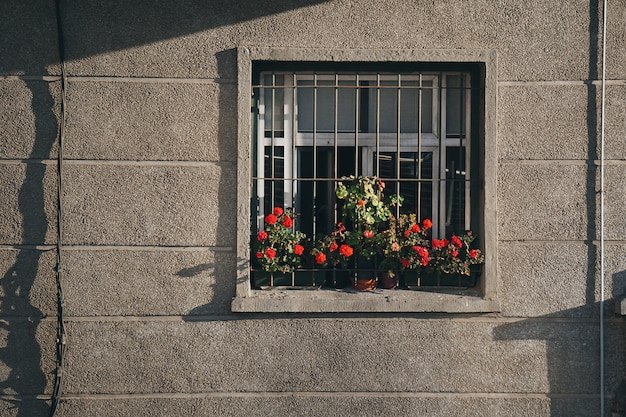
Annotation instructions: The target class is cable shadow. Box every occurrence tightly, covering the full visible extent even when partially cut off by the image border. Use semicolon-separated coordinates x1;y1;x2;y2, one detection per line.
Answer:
0;80;57;414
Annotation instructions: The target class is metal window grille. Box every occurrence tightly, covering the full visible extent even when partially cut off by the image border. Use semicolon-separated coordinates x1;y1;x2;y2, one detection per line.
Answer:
251;67;479;289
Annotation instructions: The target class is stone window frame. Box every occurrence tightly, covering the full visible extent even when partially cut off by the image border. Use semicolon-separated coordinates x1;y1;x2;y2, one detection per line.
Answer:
232;47;499;313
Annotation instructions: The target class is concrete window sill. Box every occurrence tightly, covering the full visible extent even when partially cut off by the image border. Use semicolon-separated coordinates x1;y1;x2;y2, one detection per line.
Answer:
232;287;500;313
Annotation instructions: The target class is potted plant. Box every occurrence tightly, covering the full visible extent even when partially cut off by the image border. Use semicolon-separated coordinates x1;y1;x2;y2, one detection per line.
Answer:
334;176;401;290
427;230;485;286
379;214;433;289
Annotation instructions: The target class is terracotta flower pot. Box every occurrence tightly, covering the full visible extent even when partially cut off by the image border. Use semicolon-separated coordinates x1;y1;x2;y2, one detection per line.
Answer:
352;256;376;290
354;278;377;291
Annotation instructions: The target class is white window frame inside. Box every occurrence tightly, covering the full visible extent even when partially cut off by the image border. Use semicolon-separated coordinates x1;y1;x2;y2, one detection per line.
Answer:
233;47;499;313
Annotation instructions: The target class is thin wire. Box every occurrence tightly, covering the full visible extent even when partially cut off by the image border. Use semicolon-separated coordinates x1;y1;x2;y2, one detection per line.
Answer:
51;0;67;415
599;0;608;414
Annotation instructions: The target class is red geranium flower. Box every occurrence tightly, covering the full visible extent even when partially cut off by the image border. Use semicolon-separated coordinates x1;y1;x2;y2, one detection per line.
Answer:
422;219;432;230
273;207;283;216
281;216;293;228
293;244;304;255
363;230;375;239
329;242;339;252
315;253;327;265
469;249;480;259
451;235;463;248
414;246;429;257
264;248;276;259
257;231;268;241
265;213;277;225
432;239;448;249
357;199;365;206
411;224;421;233
403;230;411;238
339;244;354;258
256;251;263;259
400;258;410;268
420;256;430;267
451;250;459;258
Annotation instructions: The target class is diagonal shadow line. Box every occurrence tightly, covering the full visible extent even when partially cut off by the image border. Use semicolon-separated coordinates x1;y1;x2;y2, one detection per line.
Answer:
1;0;332;74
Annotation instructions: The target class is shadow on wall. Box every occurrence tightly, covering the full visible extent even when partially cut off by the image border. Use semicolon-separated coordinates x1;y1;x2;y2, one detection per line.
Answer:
2;3;330;414
0;81;57;415
493;270;626;417
1;0;331;75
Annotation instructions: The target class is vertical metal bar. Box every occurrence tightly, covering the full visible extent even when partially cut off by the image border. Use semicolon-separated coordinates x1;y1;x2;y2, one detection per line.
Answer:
464;73;471;229
269;74;276;287
417;73;423;219
270;73;276;210
312;73;318;239
439;73;447;237
396;74;401;213
354;73;360;175
256;81;266;231
292;72;297;287
334;73;339;225
376;74;381;179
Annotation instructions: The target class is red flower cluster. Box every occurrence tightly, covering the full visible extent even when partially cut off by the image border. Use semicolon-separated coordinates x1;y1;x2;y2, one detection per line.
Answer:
429;231;484;275
315;253;327;265
253;207;306;273
363;230;375;239
432;239;449;249
339;244;354;258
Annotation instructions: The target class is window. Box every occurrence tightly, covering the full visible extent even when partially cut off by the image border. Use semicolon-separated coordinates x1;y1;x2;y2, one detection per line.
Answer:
233;48;498;313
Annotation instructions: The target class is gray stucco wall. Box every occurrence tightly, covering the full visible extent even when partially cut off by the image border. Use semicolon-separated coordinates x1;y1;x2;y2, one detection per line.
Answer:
1;1;625;416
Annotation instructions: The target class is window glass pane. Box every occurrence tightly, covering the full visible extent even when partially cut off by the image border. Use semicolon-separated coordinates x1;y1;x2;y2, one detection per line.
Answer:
263;74;284;136
421;81;433;133
297;79;356;133
446;75;463;136
263;146;284;213
445;146;467;234
367;80;433;134
375;151;433;221
296;147;348;237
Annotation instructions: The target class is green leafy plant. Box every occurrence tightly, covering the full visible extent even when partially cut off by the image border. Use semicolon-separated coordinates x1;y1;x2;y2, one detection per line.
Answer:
334;176;402;261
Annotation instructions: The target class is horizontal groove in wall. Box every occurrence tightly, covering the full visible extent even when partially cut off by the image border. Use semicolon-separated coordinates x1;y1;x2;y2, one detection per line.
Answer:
61;314;614;324
51;392;600;401
500;240;626;245
3;77;624;86
500;159;626;166
61;245;233;251
0;317;57;323
66;76;233;84
0;159;57;165
0;75;236;84
498;79;626;86
0;75;61;81
0;244;57;250
61;159;232;167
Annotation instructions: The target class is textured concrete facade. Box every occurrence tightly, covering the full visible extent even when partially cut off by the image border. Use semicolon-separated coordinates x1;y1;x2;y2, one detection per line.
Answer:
1;1;625;416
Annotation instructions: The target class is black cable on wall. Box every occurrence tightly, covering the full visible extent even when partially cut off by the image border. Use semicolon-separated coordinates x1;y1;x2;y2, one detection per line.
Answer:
50;0;67;415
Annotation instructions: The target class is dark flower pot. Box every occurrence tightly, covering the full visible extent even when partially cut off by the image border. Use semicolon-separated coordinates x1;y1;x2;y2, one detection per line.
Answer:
378;271;398;289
